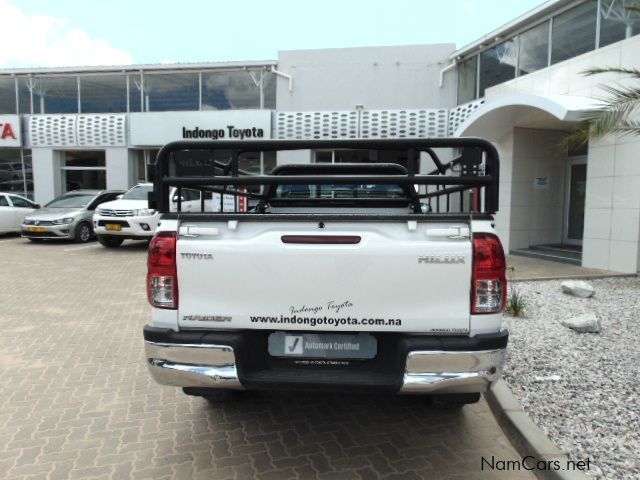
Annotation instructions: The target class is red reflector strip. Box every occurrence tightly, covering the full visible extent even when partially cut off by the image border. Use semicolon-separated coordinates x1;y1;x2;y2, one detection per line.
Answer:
281;235;361;244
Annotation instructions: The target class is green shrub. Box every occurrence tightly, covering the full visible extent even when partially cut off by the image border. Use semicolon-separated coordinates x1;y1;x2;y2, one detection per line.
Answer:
505;266;526;317
506;288;527;317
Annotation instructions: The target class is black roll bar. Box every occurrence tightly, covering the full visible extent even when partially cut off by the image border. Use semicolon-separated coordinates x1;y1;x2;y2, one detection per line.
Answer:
153;138;500;214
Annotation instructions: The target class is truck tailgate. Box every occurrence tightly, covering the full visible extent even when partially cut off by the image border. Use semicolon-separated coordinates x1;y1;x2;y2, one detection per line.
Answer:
176;221;472;333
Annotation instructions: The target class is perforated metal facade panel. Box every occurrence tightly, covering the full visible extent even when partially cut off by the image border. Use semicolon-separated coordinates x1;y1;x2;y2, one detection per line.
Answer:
276;108;450;140
77;115;126;147
360;109;448;138
28;114;126;147
29;115;77;147
275;111;359;140
448;99;485;136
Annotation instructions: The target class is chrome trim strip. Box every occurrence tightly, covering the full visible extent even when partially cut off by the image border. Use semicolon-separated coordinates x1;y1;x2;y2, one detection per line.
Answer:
400;349;506;394
144;341;244;390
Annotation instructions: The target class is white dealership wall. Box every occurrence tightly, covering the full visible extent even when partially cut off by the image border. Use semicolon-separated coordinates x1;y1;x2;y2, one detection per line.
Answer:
277;44;457;111
275;44;457;167
458;34;640;273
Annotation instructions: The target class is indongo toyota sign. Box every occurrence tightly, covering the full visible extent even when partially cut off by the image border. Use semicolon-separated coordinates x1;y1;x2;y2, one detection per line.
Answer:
0;115;21;147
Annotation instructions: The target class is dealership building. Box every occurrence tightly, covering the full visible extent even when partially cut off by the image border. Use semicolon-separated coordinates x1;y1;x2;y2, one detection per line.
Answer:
0;0;639;273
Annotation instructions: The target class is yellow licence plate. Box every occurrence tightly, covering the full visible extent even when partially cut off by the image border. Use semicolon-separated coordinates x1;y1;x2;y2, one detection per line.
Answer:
105;224;122;231
27;227;46;233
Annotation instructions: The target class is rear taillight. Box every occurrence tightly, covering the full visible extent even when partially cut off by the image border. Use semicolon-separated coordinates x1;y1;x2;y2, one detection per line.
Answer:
472;233;506;314
147;231;178;309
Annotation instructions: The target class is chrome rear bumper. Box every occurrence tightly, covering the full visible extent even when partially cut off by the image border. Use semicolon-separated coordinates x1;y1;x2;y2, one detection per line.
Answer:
145;340;505;394
400;349;505;394
146;342;244;390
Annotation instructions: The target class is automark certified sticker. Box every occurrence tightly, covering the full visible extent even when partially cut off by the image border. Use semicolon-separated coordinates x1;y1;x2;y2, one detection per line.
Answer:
268;332;377;359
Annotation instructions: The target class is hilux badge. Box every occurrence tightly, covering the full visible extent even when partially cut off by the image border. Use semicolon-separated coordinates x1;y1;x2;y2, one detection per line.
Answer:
418;255;465;264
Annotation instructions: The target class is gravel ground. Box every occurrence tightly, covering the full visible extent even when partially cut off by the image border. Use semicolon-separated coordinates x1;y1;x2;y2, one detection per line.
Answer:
502;276;640;480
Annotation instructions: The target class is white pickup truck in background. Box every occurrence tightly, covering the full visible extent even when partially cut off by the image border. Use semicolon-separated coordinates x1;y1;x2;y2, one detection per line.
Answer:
143;139;508;407
93;183;238;247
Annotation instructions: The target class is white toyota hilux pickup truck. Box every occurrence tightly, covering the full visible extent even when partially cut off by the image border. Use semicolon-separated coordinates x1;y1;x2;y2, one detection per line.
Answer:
94;183;238;247
143;139;508;407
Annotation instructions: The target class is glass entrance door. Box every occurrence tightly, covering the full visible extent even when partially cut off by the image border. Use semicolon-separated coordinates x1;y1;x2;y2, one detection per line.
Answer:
563;157;587;246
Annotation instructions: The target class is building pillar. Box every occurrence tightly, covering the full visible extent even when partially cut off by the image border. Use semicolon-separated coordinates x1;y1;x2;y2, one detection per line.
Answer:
583;138;640;273
492;131;514;253
105;147;134;191
32;148;61;205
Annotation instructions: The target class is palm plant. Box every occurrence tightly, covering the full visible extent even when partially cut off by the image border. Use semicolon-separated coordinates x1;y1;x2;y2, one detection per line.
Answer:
569;67;640;145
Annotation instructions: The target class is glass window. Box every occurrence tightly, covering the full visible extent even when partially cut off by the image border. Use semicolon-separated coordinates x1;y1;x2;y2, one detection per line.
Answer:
599;0;640;47
63;171;106;192
88;193;118;210
551;1;598;65
64;156;106;168
180;189;201;201
275;183;405;200
80;74;127;113
264;152;276;173
32;76;79;113
238;152;262;174
145;72;199;111
479;39;517;97
0;149;31;198
129;150;146;182
17;77;31;114
129;73;142;112
61;151;106;192
518;21;550;76
201;71;261;110
0;196;8;207
457;56;477;104
122;184;153;200
22;151;33;199
46;193;97;208
262;71;276;109
9;195;34;208
0;77;16;114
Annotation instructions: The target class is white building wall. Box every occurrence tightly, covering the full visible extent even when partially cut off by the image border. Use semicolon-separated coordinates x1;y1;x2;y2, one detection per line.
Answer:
276;44;457;112
105;147;134;191
484;34;640;273
32;148;60;205
492;131;514;253
504;129;567;250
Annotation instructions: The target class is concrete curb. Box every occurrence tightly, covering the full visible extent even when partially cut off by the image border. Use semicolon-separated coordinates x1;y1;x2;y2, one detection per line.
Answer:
485;380;591;480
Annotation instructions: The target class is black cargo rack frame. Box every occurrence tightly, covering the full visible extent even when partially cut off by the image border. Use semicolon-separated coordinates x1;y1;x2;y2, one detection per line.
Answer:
152;138;500;215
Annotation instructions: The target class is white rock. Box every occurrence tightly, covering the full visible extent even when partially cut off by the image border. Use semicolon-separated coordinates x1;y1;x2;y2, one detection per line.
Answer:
561;280;595;298
560;312;601;333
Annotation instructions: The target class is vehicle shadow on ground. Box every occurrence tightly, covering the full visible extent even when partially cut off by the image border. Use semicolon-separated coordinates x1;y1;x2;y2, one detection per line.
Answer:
175;390;500;479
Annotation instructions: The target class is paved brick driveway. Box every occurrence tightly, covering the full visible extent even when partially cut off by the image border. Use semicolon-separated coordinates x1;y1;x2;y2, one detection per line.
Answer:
0;235;534;480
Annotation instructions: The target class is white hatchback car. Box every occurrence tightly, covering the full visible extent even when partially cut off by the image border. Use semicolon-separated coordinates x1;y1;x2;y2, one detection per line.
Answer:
0;192;38;234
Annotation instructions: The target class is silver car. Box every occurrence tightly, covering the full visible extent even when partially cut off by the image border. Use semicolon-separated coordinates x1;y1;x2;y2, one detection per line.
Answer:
22;189;124;243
